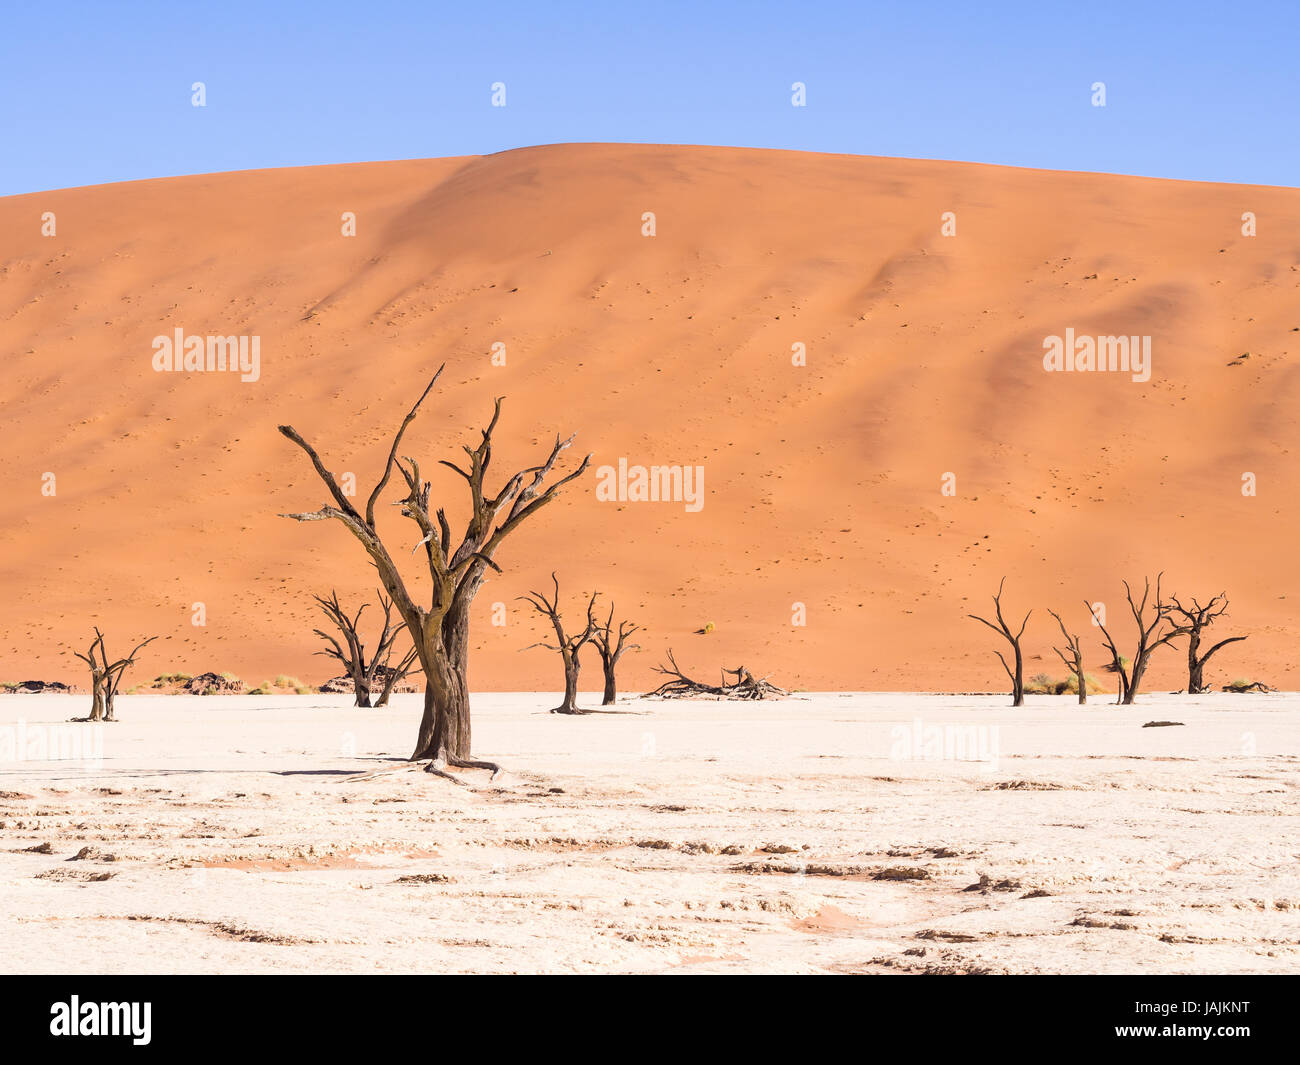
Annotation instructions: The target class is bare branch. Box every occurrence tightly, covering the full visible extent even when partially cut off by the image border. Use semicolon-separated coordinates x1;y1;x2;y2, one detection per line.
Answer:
365;366;444;529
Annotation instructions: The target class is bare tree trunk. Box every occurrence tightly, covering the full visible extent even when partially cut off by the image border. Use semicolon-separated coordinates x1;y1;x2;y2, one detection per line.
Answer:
412;673;471;760
410;607;480;761
1124;663;1147;705
592;603;640;706
557;653;582;714
411;639;471;761
601;658;617;706
88;677;105;721
1186;630;1204;695
1049;609;1086;704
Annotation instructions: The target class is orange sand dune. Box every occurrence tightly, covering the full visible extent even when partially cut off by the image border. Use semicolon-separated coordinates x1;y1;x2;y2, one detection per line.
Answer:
1;144;1297;694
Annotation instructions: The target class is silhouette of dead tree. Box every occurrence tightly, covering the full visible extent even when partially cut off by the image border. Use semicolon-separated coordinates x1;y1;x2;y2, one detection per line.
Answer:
519;574;598;714
313;590;418;707
1091;574;1184;705
1048;608;1087;704
968;578;1030;706
279;365;590;775
1166;593;1247;694
72;629;156;722
592;601;640;705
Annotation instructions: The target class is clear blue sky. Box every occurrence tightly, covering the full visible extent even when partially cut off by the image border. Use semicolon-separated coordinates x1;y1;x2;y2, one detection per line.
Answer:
3;0;1297;196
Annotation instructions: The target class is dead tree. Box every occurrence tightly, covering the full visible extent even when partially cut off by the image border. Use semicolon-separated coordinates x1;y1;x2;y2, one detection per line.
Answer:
1223;680;1272;693
1048;609;1086;704
1091;574;1184;706
280;366;590;770
968;578;1030;706
592;601;640;704
649;650;788;700
1167;593;1247;694
374;653;419;707
72;632;108;721
101;635;156;721
1090;605;1129;704
72;629;156;721
313;590;418;707
520;574;598;714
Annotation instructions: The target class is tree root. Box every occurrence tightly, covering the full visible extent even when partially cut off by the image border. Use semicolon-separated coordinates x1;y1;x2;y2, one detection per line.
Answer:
448;754;504;780
423;763;469;786
423;746;504;783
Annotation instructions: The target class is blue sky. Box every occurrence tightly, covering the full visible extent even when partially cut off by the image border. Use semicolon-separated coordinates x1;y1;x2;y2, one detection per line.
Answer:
2;0;1296;196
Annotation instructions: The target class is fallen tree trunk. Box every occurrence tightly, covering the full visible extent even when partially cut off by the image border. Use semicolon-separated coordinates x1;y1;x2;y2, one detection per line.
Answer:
1222;680;1273;693
648;649;787;700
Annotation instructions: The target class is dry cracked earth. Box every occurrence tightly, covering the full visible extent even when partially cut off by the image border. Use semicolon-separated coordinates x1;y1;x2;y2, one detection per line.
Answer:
1;693;1297;973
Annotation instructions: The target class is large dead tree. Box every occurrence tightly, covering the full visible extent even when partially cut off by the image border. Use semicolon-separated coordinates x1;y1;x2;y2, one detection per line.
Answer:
1091;574;1184;706
1048;609;1086;704
1167;593;1247;694
968;578;1031;706
313;590;418;707
280;366;590;769
520;574;598;714
592;602;640;704
649;650;788;700
71;629;156;722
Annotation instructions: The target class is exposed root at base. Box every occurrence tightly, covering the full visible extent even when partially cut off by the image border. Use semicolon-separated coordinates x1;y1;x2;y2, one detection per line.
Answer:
424;763;469;786
423;748;505;784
